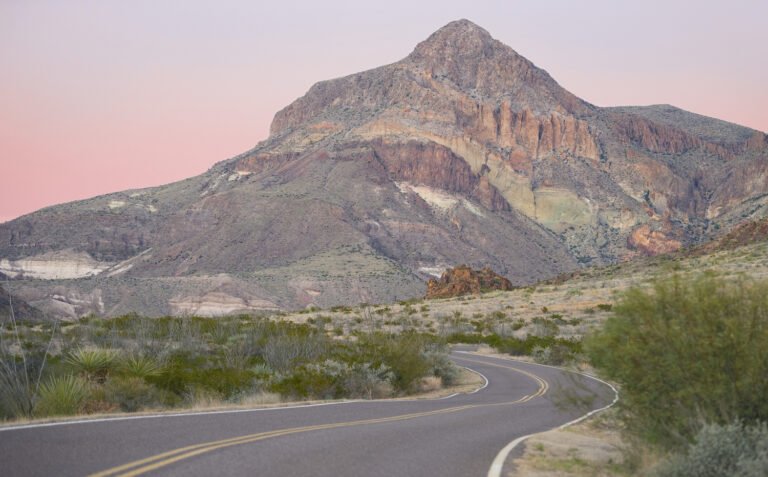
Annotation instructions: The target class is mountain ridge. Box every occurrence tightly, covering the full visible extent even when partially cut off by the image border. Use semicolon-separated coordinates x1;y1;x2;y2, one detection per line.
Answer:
2;19;766;319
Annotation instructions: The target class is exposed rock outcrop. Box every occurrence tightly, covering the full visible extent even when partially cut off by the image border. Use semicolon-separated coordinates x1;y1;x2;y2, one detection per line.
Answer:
627;224;683;256
426;265;514;299
0;284;43;322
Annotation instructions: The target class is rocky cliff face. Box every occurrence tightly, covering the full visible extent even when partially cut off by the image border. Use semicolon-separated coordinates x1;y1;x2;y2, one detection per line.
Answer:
0;284;42;322
1;19;766;319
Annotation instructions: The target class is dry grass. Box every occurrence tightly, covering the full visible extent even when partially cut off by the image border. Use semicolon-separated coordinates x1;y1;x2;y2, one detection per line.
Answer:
509;409;630;477
416;376;443;393
278;241;768;343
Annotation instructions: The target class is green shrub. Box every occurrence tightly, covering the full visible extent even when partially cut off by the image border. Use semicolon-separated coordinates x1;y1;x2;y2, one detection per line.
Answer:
147;352;257;400
654;421;768;477
35;375;89;417
103;377;171;412
587;273;768;449
120;354;164;378
355;333;433;393
64;348;118;383
271;361;345;399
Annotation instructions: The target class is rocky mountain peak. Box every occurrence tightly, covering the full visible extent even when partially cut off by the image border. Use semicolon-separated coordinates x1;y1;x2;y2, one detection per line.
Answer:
269;19;588;137
410;19;496;60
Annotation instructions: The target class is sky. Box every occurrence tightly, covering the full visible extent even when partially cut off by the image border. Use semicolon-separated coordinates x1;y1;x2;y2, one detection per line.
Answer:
2;0;767;223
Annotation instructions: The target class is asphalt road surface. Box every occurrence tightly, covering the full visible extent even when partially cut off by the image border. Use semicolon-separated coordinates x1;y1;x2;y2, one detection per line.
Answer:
0;352;616;476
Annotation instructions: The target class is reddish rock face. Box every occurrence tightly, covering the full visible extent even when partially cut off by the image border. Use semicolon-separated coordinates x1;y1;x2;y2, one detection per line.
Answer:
627;224;683;256
426;265;514;299
371;140;510;212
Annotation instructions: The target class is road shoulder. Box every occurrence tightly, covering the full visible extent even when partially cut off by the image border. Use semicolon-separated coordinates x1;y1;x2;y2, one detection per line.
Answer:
508;408;628;477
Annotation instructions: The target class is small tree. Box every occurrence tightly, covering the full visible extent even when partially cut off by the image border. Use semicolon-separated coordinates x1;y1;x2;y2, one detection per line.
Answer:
587;273;768;449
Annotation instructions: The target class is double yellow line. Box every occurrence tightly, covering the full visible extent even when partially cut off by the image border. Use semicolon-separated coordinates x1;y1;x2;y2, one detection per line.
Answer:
91;359;547;477
453;356;549;402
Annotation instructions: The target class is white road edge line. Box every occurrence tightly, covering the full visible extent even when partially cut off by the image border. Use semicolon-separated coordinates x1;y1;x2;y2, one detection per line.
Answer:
0;356;490;432
454;353;620;477
455;364;490;394
0;399;366;432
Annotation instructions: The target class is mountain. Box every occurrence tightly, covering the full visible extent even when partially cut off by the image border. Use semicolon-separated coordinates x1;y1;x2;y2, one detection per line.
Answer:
1;20;766;319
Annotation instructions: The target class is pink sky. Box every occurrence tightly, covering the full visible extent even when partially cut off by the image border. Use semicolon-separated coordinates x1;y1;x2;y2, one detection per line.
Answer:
2;0;766;223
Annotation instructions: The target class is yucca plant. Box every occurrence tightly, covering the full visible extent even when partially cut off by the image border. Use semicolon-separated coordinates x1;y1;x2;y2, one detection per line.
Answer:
120;354;164;379
35;375;89;417
64;348;118;384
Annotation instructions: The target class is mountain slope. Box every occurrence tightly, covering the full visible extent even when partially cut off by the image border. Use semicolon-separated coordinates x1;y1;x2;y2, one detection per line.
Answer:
1;19;766;318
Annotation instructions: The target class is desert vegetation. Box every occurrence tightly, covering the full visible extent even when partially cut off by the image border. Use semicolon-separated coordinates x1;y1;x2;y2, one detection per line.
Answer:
586;272;768;475
0;314;457;420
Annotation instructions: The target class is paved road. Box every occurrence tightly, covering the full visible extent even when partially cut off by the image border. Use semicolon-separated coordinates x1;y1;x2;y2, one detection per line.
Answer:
0;352;615;476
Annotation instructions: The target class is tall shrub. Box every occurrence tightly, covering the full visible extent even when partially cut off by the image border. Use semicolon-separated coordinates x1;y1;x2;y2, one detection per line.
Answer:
587;273;768;449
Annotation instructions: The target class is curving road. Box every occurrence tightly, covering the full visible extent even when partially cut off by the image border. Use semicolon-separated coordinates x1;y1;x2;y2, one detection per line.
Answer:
0;352;616;477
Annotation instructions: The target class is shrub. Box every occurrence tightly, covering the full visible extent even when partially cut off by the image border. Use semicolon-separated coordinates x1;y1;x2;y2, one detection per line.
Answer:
654;421;768;477
0;357;35;419
344;363;394;399
120;354;164;378
531;344;575;366
147;352;257;401
531;317;559;338
355;333;434;393
422;349;460;385
263;332;328;373
271;361;345;399
64;348;118;383
587;273;768;449
35;375;89;417
103;376;169;412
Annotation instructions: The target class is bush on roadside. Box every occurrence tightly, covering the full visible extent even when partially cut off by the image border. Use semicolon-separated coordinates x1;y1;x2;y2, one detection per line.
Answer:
587;273;768;449
102;376;171;412
653;421;768;477
3;314;459;419
35;375;89;417
356;333;432;393
422;348;460;385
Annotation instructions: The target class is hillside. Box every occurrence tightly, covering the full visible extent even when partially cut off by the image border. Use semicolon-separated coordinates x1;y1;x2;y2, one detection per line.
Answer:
1;19;766;319
273;236;768;344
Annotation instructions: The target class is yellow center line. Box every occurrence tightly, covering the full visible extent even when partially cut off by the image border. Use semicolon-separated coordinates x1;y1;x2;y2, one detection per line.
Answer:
453;356;549;399
90;358;547;477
